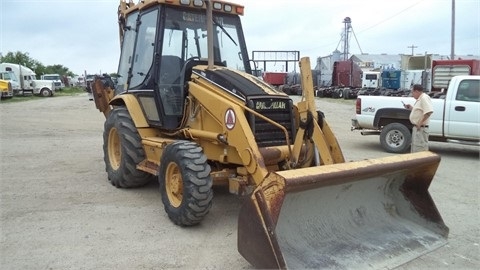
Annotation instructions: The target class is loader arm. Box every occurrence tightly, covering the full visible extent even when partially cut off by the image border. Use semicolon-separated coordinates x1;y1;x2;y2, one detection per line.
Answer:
292;57;344;165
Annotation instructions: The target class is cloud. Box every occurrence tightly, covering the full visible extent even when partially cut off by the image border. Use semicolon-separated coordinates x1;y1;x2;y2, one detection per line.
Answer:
1;0;478;75
1;0;119;75
238;0;479;57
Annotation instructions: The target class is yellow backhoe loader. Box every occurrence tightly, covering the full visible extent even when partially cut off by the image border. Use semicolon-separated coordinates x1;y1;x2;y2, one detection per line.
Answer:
93;0;448;268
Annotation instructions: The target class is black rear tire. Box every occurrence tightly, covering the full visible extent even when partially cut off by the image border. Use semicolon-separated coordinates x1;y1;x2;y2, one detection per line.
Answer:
337;89;344;98
380;123;411;153
159;141;213;226
103;107;154;188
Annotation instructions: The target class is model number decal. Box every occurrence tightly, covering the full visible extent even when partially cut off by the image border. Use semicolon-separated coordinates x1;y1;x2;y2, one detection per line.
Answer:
255;101;286;110
363;107;375;113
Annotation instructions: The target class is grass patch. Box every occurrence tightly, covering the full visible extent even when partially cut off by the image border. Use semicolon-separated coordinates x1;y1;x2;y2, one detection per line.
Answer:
0;87;86;103
54;87;86;96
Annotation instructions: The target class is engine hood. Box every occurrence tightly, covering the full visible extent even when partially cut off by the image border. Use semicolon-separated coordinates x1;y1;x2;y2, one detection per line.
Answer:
192;67;287;101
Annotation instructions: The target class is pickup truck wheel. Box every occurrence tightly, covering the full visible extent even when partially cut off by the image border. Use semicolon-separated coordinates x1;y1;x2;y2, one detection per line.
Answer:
159;141;213;226
103;107;154;188
380;123;411;153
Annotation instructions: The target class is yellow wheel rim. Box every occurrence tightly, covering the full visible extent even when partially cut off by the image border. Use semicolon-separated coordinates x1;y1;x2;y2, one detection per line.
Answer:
108;127;121;170
166;162;183;207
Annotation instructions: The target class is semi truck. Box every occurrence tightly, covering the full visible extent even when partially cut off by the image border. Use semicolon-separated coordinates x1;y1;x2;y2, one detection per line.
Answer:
0;63;55;97
316;60;363;98
332;60;362;88
41;73;65;90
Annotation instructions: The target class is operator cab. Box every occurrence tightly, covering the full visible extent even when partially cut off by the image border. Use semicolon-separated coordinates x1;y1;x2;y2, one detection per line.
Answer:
116;1;251;129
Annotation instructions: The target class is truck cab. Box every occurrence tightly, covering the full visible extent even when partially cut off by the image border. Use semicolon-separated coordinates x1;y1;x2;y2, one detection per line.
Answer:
438;75;480;140
362;71;381;89
41;74;65;90
0;71;21;95
0;79;13;99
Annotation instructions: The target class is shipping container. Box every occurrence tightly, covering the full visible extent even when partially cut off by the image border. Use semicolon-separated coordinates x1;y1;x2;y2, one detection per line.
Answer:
332;60;362;88
431;59;480;91
381;70;401;90
262;72;287;86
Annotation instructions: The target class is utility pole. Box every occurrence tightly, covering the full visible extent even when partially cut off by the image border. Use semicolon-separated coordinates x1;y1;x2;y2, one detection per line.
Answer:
451;0;455;59
407;44;418;55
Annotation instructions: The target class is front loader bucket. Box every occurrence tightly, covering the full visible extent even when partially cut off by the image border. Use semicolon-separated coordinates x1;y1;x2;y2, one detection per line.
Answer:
238;151;448;269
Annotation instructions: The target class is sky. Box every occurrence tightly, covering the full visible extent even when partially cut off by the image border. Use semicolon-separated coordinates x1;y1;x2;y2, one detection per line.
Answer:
1;0;479;76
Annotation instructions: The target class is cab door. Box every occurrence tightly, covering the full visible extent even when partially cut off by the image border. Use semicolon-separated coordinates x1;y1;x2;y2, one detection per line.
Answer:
444;78;480;139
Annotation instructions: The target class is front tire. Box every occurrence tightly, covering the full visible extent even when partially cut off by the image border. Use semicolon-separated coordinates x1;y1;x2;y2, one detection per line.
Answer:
380;123;411;153
159;141;213;226
103;107;154;188
40;88;52;97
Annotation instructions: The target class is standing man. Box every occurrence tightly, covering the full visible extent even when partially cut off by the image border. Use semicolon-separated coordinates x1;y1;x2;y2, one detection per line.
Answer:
404;84;433;152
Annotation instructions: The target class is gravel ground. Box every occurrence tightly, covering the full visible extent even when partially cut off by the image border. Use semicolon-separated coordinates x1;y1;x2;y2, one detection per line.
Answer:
1;93;479;269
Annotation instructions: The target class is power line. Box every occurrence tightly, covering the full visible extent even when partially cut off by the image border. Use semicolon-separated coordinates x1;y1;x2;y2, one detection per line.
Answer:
356;0;425;34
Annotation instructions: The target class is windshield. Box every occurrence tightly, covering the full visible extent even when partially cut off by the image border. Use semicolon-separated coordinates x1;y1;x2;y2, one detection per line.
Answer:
43;75;61;80
1;71;18;82
162;7;250;72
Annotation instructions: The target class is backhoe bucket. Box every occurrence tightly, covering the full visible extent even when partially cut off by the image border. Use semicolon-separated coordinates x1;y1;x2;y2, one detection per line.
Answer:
238;151;448;269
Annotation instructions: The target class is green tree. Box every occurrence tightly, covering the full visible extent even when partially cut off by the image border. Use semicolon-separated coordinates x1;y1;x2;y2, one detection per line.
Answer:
1;51;74;77
0;51;43;73
42;64;74;77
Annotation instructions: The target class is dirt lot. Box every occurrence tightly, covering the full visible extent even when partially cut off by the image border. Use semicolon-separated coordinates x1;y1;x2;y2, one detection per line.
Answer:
1;93;479;269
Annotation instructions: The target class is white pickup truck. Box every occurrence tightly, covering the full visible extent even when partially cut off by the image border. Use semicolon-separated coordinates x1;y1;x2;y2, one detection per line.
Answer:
351;75;480;153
